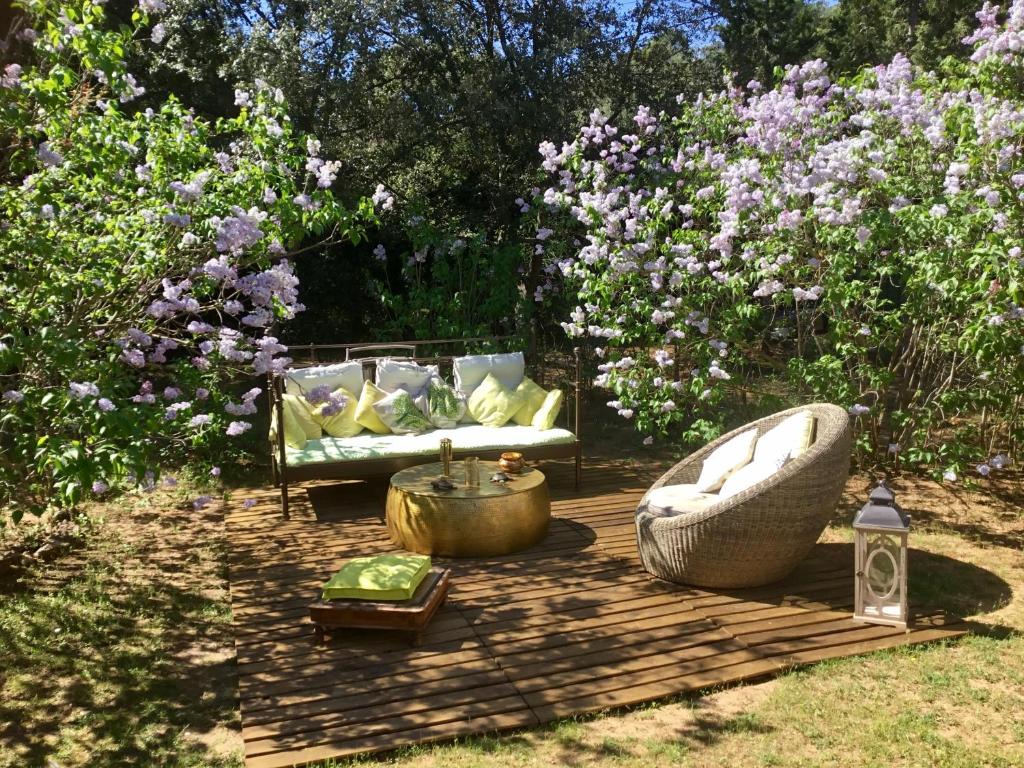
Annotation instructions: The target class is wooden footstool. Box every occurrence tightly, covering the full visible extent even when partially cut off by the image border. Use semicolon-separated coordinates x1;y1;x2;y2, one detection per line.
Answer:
308;567;451;644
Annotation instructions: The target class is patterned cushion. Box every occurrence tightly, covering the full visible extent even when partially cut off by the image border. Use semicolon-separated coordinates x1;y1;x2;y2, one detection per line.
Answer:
372;389;433;435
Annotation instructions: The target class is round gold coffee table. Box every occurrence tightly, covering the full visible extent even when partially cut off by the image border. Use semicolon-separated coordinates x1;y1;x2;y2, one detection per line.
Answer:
385;461;550;557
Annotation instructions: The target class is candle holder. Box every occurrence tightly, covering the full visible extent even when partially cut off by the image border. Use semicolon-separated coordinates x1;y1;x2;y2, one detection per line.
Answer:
439;438;453;478
464;456;480;488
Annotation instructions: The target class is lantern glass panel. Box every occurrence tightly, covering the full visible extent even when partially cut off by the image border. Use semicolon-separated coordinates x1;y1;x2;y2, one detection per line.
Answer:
860;533;904;620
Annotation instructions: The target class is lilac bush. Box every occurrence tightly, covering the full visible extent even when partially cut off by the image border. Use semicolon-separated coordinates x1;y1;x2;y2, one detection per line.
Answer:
0;0;377;520
535;1;1024;477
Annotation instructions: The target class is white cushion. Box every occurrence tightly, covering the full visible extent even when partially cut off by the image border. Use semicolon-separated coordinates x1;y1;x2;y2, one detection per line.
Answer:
643;484;719;518
753;410;814;465
374;359;438;395
719;454;792;499
284;423;576;465
452;352;525;397
694;428;757;492
285;362;364;397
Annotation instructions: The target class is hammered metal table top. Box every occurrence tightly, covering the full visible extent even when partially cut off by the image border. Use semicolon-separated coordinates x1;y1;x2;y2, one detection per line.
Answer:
389;461;546;499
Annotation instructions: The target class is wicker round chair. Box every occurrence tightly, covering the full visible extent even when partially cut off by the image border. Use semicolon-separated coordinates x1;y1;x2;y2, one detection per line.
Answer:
635;403;852;589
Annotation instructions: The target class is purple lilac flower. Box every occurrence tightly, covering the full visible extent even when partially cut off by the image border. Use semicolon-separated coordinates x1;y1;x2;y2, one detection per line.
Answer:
242;498;257;509
226;421;251;436
210;466;221;477
97;398;117;412
69;381;100;399
38;142;64;167
189;413;212;428
163;386;182;401
2;390;24;403
193;494;214;510
92;480;109;495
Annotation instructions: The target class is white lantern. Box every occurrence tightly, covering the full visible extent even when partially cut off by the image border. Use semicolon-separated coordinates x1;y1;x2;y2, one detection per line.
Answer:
853;481;911;630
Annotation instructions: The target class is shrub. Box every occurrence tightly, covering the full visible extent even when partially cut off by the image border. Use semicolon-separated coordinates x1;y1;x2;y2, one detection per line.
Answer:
534;1;1024;478
0;0;378;520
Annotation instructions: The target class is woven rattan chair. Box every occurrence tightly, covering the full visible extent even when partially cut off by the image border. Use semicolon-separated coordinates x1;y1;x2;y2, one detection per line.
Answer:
635;403;852;588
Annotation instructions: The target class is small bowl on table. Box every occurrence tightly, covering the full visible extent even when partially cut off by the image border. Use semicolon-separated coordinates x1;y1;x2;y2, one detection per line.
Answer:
497;451;525;474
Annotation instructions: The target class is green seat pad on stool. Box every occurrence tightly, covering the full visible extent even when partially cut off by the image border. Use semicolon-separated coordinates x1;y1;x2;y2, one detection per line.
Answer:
321;554;432;601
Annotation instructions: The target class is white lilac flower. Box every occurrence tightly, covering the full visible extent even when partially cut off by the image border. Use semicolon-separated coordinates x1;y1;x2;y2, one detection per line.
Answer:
976;463;991;477
373;244;387;261
189;413;212;428
263;187;277;204
91;480;109;495
226;420;251;436
151;23;166;43
371;184;394;211
848;404;871;416
139;0;167;12
210;466;221;477
942;469;957;482
990;453;1009;469
97;398;117;412
642;436;654;446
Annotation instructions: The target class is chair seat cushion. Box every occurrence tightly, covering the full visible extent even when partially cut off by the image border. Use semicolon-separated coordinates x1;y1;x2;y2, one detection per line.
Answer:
285;424;577;465
642;484;720;518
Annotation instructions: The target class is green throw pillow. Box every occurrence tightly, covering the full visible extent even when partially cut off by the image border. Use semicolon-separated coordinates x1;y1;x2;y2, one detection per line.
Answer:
425;377;466;428
354;380;391;434
322;554;431;601
532;388;564;430
466;372;527;427
511;377;549;426
270;393;322;449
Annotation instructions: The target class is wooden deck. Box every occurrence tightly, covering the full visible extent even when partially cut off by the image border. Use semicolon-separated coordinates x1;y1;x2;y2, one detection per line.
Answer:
226;460;967;768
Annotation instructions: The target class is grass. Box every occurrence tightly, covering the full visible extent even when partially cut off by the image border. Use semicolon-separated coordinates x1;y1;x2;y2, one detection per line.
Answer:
0;489;241;768
0;457;1021;768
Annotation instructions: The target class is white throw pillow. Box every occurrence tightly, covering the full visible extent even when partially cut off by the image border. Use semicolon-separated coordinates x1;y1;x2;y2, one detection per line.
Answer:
753;410;815;465
285;361;364;397
719;453;792;499
452;352;525;397
643;484;720;518
374;359;438;395
694;428;757;492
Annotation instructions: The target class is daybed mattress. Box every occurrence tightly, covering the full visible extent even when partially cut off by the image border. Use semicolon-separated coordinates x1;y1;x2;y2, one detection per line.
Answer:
285;424;577;466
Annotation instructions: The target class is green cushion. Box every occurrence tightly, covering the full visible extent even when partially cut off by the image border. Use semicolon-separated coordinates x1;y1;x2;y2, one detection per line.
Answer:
321;554;432;601
270;393;322;449
466;372;527;428
354;380;391;434
532;388;564;430
510;377;549;427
